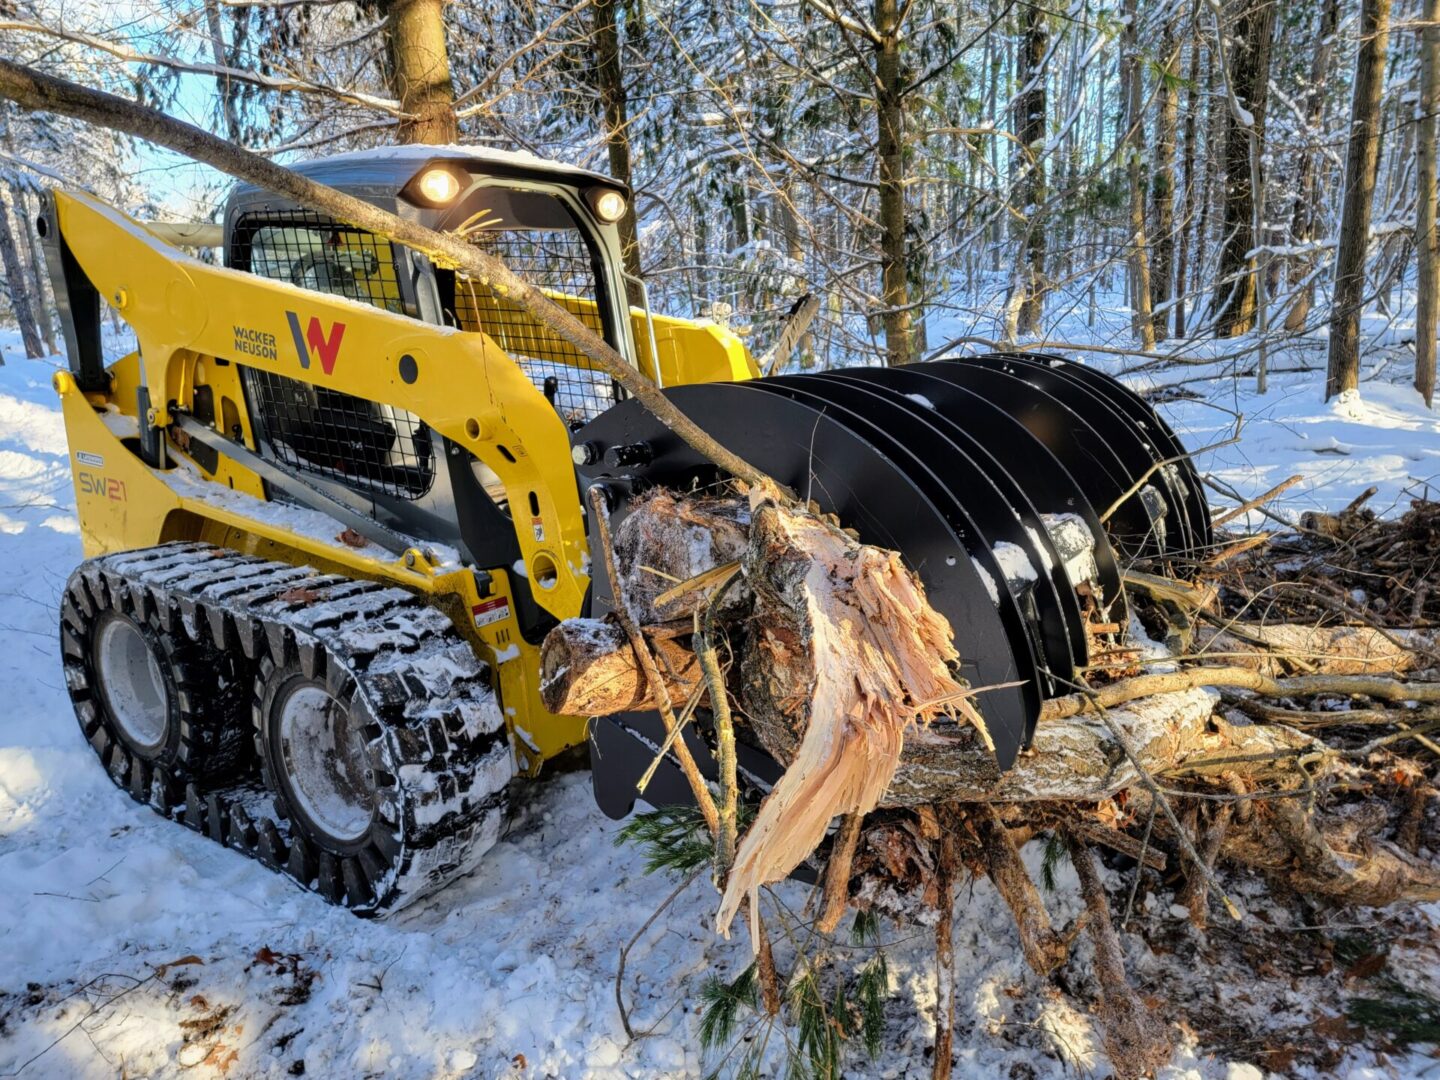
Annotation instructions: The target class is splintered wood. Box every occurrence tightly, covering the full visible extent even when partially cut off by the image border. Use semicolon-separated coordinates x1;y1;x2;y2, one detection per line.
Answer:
714;486;986;940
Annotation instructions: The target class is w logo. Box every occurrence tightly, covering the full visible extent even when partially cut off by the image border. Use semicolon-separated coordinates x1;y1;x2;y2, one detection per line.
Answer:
285;311;346;375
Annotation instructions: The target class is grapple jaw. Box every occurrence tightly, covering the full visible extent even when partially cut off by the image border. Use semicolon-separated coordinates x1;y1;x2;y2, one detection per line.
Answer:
575;354;1210;805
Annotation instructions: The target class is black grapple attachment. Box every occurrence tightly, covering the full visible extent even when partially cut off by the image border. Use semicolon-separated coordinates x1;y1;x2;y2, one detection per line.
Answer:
574;353;1210;815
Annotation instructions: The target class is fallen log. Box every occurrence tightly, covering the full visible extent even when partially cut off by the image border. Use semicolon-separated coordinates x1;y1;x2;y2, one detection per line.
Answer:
1194;623;1439;676
539;617;700;716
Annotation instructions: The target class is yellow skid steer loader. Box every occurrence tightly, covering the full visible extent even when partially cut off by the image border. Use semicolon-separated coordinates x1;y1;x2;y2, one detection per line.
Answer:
41;147;1210;913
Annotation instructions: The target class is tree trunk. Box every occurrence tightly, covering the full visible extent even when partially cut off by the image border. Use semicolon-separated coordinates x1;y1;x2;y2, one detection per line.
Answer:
1014;0;1047;336
594;0;642;284
17;187;57;354
1209;0;1278;338
1194;45;1221;332
1283;0;1341;332
0;180;44;359
1174;37;1202;338
1122;0;1156;350
875;0;913;366
1210;0;1277;337
1327;0;1393;399
383;0;457;145
1417;0;1439;407
1150;18;1179;340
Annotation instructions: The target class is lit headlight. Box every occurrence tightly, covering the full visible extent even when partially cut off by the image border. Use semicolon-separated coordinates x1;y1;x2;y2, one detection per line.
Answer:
592;189;627;223
416;167;461;205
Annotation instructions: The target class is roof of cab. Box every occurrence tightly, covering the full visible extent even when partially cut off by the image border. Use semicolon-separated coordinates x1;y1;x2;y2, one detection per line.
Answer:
229;144;624;202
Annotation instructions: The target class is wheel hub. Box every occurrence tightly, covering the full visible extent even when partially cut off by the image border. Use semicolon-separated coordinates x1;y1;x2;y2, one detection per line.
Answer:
94;615;169;754
276;684;375;843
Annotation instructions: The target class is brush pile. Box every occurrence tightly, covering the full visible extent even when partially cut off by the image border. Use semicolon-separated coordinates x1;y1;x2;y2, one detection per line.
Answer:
543;486;1440;1076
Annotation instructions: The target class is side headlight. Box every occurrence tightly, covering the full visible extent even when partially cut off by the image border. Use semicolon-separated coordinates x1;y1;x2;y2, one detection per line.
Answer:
590;189;627;224
416;167;462;205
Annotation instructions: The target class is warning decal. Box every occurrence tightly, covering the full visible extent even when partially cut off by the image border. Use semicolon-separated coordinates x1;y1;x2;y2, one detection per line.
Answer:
471;596;511;627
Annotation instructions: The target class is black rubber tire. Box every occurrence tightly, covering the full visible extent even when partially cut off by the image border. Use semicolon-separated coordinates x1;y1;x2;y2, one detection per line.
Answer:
249;597;513;914
255;659;379;851
60;560;254;809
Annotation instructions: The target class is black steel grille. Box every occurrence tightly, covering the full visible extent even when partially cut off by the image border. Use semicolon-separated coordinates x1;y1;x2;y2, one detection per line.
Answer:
451;228;617;427
231;211;405;312
230;212;434;500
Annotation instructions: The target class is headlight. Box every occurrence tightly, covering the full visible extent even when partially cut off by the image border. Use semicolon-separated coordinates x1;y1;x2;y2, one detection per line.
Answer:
592;189;627;223
416;167;462;205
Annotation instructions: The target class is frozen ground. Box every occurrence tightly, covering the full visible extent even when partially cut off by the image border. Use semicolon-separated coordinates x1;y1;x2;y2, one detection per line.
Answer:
0;324;1437;1078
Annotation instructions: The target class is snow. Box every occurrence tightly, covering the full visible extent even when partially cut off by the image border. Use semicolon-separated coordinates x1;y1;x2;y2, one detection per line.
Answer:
3;328;1439;1077
1149;363;1440;528
992;540;1039;586
1041;512;1100;591
971;556;1001;605
297;143;621;190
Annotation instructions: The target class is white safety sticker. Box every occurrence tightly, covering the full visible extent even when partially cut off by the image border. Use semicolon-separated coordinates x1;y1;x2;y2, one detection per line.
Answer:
472;596;510;627
76;451;105;467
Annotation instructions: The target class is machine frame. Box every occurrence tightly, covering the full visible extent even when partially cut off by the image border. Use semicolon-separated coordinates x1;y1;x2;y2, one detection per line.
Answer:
41;149;758;774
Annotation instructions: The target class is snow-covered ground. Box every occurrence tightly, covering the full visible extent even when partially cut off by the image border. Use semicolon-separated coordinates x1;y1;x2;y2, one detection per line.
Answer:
1;323;1437;1078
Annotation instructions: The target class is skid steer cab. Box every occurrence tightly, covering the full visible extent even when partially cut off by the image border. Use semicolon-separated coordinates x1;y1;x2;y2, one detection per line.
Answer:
41;146;1211;915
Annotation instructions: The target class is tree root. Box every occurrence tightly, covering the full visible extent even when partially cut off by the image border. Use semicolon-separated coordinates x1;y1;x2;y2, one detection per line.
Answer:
973;806;1067;976
1177;802;1234;928
1065;835;1173;1079
1221;792;1440;906
817;812;864;934
932;826;959;1080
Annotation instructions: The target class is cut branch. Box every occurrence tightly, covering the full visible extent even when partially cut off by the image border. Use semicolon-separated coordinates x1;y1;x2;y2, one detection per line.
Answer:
1041;667;1440;722
539;617;699;716
0;21;404;115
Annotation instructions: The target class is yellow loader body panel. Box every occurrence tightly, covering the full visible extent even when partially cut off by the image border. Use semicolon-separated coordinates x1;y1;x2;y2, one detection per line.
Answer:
50;187;756;776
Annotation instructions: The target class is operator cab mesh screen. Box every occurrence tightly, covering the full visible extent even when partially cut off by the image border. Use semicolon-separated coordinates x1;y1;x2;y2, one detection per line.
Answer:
438;187;619;428
231;212;435;501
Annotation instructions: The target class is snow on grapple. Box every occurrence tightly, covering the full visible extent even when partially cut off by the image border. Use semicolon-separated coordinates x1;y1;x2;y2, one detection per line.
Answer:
41;147;1209;914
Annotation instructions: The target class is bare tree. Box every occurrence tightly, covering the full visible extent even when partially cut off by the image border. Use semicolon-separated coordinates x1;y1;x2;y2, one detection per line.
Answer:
1283;0;1341;332
1123;0;1156;350
1174;34;1204;338
1327;0;1394;399
1417;0;1439;407
1210;0;1277;338
593;0;641;282
875;0;913;365
0;177;43;357
1014;0;1048;336
1150;15;1179;340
